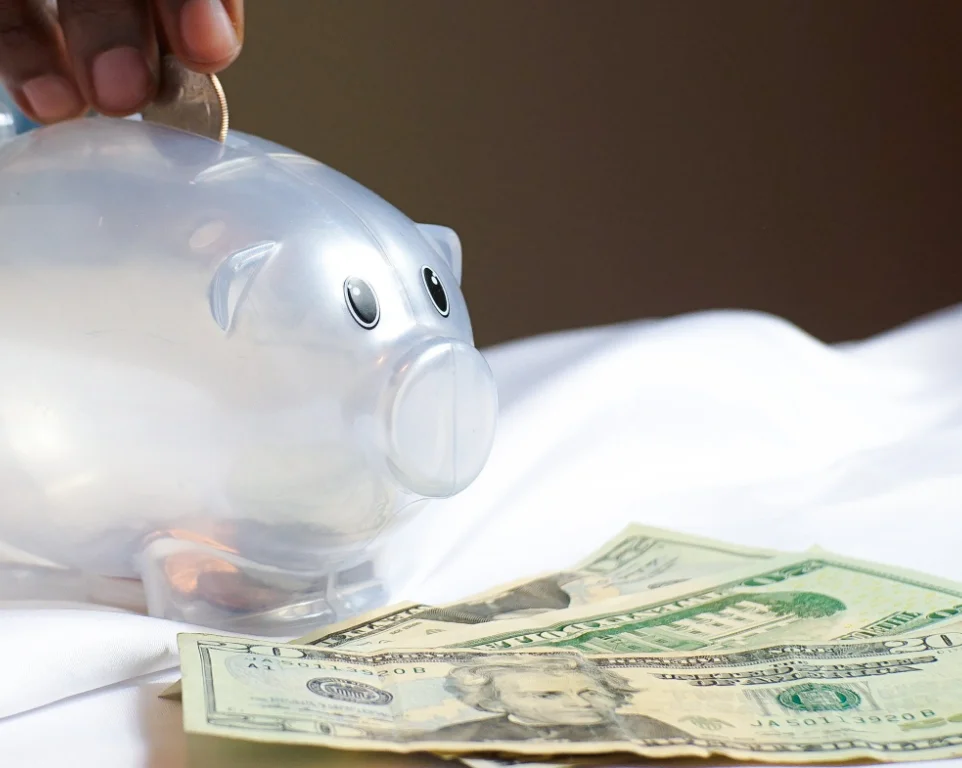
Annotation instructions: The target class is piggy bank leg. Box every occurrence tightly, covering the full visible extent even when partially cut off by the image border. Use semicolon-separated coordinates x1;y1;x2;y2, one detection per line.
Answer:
136;537;389;636
0;562;146;611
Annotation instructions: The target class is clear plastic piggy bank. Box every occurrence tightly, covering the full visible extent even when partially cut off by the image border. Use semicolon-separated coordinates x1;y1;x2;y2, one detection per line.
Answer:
0;117;497;635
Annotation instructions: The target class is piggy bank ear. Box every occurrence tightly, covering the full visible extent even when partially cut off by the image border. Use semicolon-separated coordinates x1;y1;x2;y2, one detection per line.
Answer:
208;241;279;332
417;223;462;284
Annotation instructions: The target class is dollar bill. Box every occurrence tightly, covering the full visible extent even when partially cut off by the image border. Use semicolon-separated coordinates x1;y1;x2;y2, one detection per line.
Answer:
177;627;962;762
160;524;779;700
451;549;962;768
295;524;780;652
365;550;962;655
460;760;591;768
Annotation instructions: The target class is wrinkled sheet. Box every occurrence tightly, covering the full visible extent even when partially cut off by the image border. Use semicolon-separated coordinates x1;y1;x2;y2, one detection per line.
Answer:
3;306;962;767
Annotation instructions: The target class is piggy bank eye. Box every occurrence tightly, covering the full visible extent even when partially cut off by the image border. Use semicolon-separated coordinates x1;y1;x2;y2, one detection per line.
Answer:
344;277;379;328
421;266;449;317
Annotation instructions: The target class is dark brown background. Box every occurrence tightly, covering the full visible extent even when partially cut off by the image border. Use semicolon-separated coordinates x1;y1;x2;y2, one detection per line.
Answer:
219;0;962;348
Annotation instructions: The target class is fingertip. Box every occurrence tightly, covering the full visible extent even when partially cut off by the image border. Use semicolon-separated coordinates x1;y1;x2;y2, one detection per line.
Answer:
19;73;87;123
90;46;156;116
179;0;240;67
0;0;87;124
175;46;241;76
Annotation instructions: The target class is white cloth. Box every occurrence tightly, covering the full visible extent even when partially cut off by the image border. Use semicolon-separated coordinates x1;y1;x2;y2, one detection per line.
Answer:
4;305;962;767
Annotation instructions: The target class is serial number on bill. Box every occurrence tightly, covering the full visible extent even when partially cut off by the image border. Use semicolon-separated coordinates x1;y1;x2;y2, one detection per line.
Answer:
752;711;937;728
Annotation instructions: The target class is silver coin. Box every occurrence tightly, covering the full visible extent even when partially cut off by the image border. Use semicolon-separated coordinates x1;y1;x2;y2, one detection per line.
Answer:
141;55;229;142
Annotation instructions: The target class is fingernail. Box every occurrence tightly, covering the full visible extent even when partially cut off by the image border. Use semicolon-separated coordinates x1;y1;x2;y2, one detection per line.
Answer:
180;0;240;64
92;46;152;114
21;74;84;122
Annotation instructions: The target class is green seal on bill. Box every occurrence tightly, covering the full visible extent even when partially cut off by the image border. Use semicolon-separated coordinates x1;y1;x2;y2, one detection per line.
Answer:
777;683;862;712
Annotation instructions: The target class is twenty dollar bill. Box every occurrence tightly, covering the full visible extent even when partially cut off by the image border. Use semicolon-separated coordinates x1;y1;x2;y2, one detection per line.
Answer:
178;628;962;763
295;524;780;651
361;550;962;655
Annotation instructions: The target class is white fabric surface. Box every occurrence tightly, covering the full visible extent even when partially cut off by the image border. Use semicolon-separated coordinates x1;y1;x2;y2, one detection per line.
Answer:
4;305;962;767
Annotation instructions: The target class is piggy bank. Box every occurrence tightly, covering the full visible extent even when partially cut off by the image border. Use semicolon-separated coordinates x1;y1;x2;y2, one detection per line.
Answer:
0;117;497;634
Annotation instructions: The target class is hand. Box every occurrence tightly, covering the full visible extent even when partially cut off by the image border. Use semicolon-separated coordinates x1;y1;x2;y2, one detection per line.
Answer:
0;0;243;124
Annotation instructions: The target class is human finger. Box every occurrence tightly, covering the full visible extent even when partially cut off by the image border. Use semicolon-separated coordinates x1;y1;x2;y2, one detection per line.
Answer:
151;0;241;74
57;0;158;116
0;0;86;123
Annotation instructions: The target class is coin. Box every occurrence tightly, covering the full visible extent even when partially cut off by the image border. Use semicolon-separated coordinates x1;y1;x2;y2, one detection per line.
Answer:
141;55;229;142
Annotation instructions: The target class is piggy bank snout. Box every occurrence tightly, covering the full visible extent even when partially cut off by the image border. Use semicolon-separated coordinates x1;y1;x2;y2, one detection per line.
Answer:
384;339;497;498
